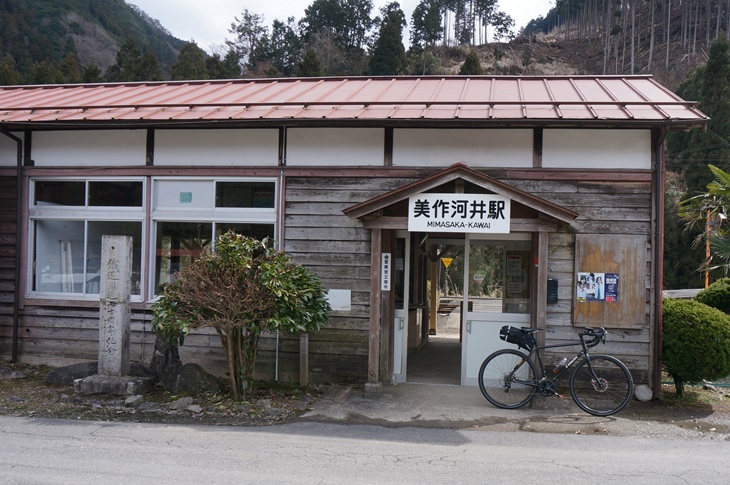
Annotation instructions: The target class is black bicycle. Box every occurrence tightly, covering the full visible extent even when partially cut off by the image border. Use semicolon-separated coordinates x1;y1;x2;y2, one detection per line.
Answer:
478;326;634;416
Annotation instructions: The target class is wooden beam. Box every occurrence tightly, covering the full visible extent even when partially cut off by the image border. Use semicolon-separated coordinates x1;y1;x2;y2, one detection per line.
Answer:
380;230;395;383
511;219;559;232
363;217;408;229
368;228;382;384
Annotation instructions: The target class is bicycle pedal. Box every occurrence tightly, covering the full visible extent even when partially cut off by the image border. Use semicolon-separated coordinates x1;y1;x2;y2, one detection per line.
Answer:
557;394;565;399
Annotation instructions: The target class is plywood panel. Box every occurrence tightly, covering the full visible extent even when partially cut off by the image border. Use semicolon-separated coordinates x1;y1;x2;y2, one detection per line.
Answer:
573;234;647;328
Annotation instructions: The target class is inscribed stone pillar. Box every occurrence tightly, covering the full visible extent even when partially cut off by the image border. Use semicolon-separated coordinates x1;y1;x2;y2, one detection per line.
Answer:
98;235;132;377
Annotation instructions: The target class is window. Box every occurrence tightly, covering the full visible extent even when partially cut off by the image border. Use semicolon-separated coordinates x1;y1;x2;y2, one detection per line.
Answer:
28;177;277;301
30;179;144;298
152;178;276;294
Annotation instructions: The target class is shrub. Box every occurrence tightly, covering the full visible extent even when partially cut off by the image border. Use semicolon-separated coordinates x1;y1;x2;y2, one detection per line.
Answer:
152;232;330;400
695;277;730;314
662;298;730;396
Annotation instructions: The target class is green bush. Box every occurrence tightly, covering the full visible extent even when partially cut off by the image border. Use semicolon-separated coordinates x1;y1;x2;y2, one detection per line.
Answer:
662;298;730;396
695;277;730;314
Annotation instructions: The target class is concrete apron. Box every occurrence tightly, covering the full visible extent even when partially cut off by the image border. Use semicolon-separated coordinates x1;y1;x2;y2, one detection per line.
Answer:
298;382;730;439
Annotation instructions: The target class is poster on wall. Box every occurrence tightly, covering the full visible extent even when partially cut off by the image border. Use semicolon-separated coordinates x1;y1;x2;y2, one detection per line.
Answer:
576;272;618;302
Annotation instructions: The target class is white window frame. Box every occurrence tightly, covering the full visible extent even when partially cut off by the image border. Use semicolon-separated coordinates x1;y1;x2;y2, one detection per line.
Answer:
28;177;147;302
149;177;278;299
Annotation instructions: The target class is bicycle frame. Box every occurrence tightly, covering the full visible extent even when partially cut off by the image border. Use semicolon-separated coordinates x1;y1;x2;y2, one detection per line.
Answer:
522;332;603;390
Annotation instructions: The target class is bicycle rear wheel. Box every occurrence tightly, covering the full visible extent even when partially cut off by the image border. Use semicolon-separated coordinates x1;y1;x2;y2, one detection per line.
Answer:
478;349;538;409
569;355;633;416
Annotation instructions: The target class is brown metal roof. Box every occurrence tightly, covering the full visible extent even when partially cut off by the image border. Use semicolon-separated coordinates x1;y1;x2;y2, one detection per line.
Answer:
0;75;707;128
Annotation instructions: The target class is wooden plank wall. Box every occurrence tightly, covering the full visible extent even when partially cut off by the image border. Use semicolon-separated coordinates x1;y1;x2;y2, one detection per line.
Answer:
0;174;17;358
283;175;417;383
1;172;654;386
508;178;652;383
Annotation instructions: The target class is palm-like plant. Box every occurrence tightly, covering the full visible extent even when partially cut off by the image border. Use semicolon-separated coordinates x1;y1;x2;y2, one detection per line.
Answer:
679;164;730;275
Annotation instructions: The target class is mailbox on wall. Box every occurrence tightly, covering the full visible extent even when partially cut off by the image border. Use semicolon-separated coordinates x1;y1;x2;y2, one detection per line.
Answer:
547;278;558;304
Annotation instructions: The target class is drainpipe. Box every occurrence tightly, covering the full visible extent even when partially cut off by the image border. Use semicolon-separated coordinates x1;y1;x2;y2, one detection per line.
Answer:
0;127;23;362
653;127;669;399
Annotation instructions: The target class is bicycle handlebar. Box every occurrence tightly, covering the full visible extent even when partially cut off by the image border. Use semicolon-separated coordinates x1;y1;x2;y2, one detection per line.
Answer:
580;327;607;348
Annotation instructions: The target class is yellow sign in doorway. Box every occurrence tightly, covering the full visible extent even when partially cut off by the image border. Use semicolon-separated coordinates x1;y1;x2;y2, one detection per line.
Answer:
442;257;453;268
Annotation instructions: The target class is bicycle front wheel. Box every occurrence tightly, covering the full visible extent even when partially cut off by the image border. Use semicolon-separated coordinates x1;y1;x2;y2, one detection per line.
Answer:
569;355;633;416
478;349;538;409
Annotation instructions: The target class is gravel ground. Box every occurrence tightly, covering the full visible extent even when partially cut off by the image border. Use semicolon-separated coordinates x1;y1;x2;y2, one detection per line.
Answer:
0;363;324;426
3;362;730;439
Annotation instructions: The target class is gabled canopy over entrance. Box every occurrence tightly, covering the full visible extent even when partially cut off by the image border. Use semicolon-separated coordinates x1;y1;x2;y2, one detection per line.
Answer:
343;163;579;231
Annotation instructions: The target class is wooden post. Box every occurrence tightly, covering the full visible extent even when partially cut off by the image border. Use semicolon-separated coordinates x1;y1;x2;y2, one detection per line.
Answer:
368;228;383;384
429;258;438;335
533;231;549;348
299;333;309;387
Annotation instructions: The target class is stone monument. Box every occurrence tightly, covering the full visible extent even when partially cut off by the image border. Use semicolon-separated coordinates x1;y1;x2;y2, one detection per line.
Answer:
74;236;153;395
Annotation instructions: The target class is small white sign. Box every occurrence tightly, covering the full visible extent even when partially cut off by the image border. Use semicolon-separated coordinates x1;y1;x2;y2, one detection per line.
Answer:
381;253;391;291
408;193;510;233
326;289;352;311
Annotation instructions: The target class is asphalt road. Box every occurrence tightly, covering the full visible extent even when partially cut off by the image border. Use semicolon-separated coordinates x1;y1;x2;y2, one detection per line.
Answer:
1;416;728;484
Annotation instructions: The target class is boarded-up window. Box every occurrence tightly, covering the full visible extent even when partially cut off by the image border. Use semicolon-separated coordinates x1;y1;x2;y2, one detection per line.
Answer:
573;234;646;328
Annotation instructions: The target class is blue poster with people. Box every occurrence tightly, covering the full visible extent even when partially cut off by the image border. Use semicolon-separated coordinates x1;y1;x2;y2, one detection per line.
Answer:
576;272;618;302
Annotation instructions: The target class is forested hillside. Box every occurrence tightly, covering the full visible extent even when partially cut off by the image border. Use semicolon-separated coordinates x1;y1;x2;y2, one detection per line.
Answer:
0;0;184;83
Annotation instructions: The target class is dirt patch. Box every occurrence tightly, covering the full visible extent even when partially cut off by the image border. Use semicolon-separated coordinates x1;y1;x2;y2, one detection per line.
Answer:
0;363;324;426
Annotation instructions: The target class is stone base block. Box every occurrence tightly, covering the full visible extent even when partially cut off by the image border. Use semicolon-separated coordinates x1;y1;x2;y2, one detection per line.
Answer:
74;374;155;396
363;382;382;398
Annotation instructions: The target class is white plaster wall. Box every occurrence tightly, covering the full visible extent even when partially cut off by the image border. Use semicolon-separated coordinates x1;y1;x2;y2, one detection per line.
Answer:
154;129;279;166
0;132;20;167
286;128;384;166
542;129;651;169
32;130;147;166
393;129;533;167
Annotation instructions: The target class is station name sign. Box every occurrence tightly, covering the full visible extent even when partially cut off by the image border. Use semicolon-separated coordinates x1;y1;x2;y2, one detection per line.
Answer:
408;193;511;233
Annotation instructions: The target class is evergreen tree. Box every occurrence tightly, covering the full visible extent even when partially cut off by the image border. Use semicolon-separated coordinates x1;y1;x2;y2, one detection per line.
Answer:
106;38;143;82
459;49;483;75
138;49;163;81
81;63;103;83
369;2;407;75
27;61;64;84
410;0;442;75
171;42;209;80
227;9;268;76
665;38;730;288
206;50;241;79
266;17;302;77
58;52;82;83
297;48;324;77
0;53;23;85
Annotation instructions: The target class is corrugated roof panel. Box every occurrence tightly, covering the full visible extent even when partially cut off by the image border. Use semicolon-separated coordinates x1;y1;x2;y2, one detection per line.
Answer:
453;105;491;119
358;105;398;119
519;79;554;103
400;78;451;102
492;78;523;102
543;78;583;102
0;76;707;127
423;105;460;119
557;105;596;119
358;78;416;103
390;105;428;119
491;105;528;118
525;105;561;119
570;78;616;102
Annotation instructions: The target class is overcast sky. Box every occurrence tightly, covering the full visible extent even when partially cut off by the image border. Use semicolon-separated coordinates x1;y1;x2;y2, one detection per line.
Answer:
127;0;554;53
